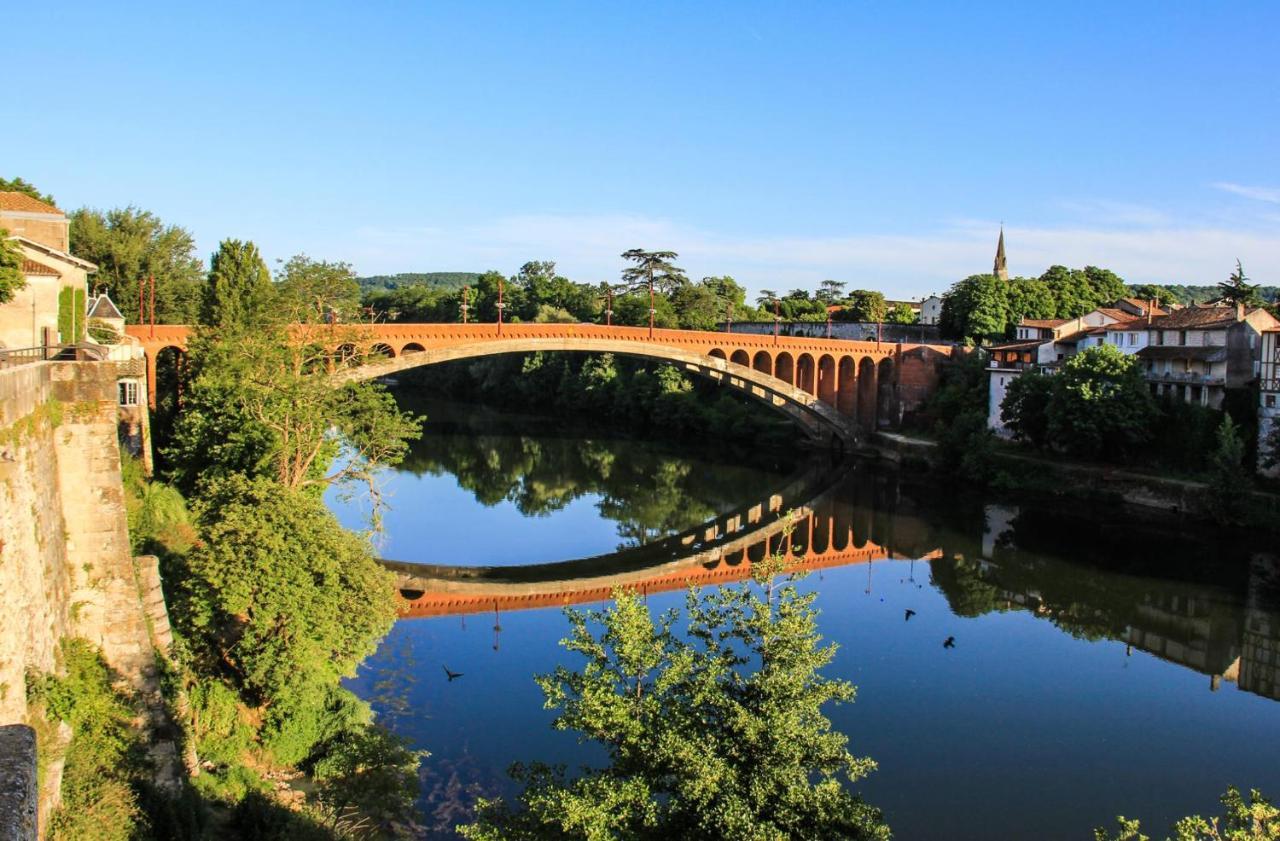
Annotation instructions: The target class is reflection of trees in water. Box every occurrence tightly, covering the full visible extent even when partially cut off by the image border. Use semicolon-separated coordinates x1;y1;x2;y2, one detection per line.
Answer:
397;429;783;547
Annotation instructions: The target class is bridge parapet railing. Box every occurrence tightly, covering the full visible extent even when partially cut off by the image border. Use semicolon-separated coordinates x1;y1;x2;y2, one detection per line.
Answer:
0;345;61;370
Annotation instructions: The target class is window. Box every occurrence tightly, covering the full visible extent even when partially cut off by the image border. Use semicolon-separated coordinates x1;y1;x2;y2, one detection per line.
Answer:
118;381;138;407
1128;333;1136;346
1267;395;1276;408
1179;330;1187;345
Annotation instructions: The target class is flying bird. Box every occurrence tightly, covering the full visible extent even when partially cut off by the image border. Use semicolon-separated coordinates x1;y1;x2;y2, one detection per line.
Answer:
443;666;464;681
904;609;916;622
943;636;956;649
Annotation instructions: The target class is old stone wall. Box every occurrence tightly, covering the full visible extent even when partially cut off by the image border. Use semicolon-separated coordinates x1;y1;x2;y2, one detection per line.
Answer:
0;361;168;836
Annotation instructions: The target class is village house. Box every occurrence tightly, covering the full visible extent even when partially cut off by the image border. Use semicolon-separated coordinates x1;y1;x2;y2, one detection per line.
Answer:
1256;329;1278;477
1134;304;1278;409
0;192;98;351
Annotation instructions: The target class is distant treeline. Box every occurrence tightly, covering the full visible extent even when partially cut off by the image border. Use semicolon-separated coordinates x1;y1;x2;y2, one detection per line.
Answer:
1127;283;1279;306
357;272;480;291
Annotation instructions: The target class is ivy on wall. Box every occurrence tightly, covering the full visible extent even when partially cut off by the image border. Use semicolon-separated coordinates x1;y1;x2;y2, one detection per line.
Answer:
57;288;86;344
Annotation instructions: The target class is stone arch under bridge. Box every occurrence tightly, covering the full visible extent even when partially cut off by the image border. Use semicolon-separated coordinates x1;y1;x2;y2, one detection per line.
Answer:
126;324;956;446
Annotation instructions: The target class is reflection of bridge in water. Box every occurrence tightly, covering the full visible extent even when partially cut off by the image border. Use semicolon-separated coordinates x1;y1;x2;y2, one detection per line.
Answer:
383;460;941;618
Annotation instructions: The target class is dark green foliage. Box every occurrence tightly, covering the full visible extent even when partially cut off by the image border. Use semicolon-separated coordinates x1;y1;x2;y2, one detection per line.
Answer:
460;569;888;841
1130;282;1279;308
0;229;25;304
0;175;55;204
1207;416;1248;523
1047;346;1157;461
312;725;423;831
357;271;480;291
200;239;274;328
68;206;206;323
939;274;1009;341
186;475;397;713
917;350;994;482
29;640;147;841
842;289;887;322
1217;260;1264;308
57;286;86;343
1000;368;1053;448
620;248;688;295
884;302;917;324
1095;786;1277;840
275;255;363;323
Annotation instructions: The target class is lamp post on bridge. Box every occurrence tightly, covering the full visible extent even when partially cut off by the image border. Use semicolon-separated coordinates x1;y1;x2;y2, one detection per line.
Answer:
773;298;781;347
826;307;832;340
648;278;656;339
726;301;733;333
604;287;613;327
460;286;470;324
496;277;505;336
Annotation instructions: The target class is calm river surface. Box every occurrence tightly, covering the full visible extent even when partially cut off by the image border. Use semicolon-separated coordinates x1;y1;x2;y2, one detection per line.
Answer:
327;398;1280;840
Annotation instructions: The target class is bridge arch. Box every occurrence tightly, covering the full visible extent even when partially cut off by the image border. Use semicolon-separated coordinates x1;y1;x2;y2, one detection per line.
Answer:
817;354;837;407
752;350;772;376
338;337;857;445
796;353;816;395
709;348;727;360
856;357;877;432
837;356;856;417
775;352;794;386
877;357;897;428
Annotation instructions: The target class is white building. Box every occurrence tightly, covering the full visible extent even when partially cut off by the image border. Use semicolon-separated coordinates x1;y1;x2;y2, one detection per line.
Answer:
1259;329;1279;477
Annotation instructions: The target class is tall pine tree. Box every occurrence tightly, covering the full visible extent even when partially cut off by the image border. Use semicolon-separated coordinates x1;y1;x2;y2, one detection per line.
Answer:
200;239;274;328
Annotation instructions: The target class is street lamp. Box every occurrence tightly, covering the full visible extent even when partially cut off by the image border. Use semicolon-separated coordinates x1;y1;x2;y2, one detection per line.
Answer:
496;277;505;336
726;301;733;333
648;278;656;338
773;298;781;346
604;287;613;326
460;286;470;324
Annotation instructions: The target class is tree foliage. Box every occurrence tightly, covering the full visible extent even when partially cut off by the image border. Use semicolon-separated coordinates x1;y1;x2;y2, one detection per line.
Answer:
200;239;274;328
1095;787;1277;841
460;561;888;841
0;175;54;204
186;475;397;709
166;324;421;505
842;290;887;323
1217;260;1263;308
1046;345;1157;460
1206;415;1248;521
68;206;205;323
1000;368;1054;449
0;229;27;304
275;254;363;324
620;249;688;295
939;274;1010;341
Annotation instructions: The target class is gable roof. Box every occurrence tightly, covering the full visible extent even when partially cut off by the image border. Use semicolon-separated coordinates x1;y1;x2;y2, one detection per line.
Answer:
0;192;61;215
14;236;97;272
88;294;124;320
1150;306;1245;330
1020;318;1069;329
21;258;60;277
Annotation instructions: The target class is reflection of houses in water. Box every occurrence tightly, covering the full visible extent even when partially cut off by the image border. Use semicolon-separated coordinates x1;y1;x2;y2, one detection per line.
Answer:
977;508;1280;702
386;464;942;618
1241;554;1280;701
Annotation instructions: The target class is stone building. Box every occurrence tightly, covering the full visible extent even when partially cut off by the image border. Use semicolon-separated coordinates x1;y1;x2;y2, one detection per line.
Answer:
0;192;96;351
1135;304;1278;409
1260;329;1279;477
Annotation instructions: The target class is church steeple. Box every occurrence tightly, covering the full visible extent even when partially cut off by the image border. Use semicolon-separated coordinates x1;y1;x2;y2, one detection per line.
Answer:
993;226;1008;281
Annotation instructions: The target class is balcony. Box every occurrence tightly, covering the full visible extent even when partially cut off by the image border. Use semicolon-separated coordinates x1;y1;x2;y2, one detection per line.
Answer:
1144;370;1225;386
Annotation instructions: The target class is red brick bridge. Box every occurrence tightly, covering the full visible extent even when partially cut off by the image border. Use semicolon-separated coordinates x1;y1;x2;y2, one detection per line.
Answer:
126;323;955;445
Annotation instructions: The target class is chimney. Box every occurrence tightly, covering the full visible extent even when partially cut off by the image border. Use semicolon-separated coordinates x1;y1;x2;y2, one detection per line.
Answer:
1147;299;1154;326
1236;301;1246;321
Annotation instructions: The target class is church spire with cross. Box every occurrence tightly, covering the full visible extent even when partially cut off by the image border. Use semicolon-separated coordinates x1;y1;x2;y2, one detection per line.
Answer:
993;225;1008;280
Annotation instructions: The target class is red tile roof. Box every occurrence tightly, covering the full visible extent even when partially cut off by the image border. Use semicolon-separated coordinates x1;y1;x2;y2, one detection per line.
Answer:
0;192;61;215
21;258;59;277
1020;318;1069;329
1150;306;1247;330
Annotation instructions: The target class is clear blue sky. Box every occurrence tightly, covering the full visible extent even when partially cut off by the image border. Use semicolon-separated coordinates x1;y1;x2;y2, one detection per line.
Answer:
6;1;1279;299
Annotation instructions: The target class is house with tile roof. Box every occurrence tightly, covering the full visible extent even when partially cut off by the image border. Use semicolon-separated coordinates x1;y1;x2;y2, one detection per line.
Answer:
0;192;97;350
1135;304;1278;409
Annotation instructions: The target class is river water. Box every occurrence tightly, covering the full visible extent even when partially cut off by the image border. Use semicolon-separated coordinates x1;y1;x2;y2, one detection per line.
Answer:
327;398;1280;840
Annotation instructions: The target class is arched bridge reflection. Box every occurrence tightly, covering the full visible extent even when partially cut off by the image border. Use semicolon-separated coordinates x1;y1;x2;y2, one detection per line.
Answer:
383;459;943;618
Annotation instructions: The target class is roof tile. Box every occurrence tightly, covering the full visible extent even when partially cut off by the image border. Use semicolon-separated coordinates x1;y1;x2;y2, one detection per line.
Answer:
0;192;61;215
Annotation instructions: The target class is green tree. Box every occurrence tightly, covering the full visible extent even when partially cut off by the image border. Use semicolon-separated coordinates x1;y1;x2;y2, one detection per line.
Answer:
1207;415;1249;522
843;290;888;322
939;274;1009;342
1006;277;1056;328
275;254;363;323
613;292;678;328
1000;368;1054;448
460;563;888;841
1047;345;1157;461
1217;260;1263;308
187;474;398;718
816;279;847;303
1095;787;1277;841
0;230;27;304
757;289;778;309
884;302;917;324
0;176;54;204
620;249;688;295
68;206;205;323
166;324;421;503
200;238;274;328
1040;265;1126;318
